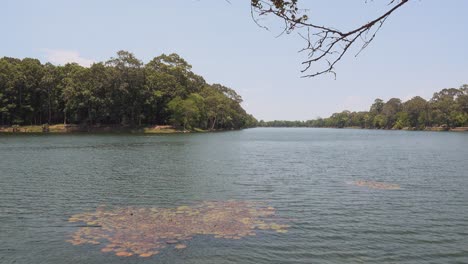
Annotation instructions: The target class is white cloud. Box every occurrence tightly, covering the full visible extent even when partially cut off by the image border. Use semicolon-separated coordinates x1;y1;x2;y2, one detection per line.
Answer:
42;49;94;67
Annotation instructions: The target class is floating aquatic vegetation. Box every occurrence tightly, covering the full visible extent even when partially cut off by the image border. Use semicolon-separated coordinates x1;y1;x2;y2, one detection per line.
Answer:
174;244;187;249
351;180;400;190
67;201;289;257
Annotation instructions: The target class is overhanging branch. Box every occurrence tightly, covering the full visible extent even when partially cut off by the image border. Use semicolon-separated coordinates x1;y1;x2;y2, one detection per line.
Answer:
251;0;410;78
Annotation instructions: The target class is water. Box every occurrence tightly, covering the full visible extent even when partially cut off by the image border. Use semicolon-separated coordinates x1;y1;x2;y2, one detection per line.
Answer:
1;128;467;263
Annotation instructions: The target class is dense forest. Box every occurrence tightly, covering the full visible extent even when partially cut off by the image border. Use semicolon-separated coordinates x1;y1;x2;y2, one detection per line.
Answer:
0;51;256;130
259;86;468;129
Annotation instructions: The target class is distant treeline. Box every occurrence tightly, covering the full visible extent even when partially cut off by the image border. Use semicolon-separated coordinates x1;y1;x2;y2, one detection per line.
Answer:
259;86;468;129
0;51;256;130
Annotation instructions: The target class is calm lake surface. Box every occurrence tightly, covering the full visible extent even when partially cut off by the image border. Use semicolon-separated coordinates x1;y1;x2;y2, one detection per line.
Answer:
1;128;468;264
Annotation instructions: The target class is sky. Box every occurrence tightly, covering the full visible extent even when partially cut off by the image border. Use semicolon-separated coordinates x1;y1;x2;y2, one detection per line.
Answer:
2;0;468;121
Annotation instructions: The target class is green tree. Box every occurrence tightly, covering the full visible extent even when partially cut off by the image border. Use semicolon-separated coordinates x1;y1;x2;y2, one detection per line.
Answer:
404;96;428;128
0;53;253;130
393;112;410;129
106;50;145;125
382;98;402;128
167;94;205;130
373;114;387;129
370;98;385;115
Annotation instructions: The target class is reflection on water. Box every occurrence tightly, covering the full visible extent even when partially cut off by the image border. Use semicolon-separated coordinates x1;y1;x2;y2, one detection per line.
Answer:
67;201;288;258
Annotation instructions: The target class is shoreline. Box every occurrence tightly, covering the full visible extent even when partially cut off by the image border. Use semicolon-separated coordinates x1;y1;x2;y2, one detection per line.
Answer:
338;126;468;132
0;124;212;134
257;126;468;132
1;125;467;134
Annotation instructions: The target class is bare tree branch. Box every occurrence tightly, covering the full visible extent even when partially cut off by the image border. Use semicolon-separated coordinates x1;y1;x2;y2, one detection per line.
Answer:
251;0;410;78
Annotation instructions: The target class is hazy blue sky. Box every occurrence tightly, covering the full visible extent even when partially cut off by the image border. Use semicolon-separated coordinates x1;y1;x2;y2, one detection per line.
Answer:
2;0;467;120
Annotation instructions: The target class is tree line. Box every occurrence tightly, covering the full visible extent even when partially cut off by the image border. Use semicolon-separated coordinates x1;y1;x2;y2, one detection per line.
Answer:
258;86;468;129
0;51;256;130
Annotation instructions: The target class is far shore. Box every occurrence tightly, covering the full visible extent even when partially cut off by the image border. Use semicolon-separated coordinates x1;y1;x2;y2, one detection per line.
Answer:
258;126;468;132
0;124;212;134
1;124;467;134
337;126;468;132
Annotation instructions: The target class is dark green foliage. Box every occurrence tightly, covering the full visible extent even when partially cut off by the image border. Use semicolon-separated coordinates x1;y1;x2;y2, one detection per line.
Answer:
0;52;256;130
259;86;468;129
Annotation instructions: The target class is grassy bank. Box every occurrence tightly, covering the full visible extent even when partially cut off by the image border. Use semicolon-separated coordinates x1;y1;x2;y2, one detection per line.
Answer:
0;124;208;134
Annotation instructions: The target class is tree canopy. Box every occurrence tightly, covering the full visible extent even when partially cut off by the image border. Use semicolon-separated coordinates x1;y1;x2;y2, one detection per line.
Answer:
258;85;468;129
0;52;256;130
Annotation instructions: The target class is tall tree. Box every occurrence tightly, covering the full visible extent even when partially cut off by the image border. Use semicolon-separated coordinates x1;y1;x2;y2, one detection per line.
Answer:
106;50;145;125
0;53;256;130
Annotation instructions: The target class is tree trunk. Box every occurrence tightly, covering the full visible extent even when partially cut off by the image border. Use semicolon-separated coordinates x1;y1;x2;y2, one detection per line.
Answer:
210;116;217;130
88;103;92;125
48;90;52;124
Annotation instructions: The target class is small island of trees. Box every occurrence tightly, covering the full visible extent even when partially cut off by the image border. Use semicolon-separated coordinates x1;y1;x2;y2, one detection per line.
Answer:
0;51;256;132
